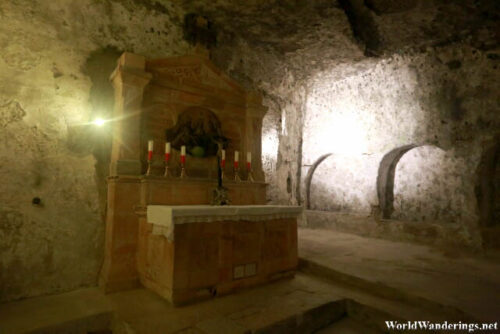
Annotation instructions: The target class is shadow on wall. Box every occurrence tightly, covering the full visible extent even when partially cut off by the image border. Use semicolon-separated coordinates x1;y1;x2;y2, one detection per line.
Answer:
376;144;418;219
475;137;500;247
377;144;471;225
306;144;485;231
304;153;333;209
304;148;422;214
82;47;122;219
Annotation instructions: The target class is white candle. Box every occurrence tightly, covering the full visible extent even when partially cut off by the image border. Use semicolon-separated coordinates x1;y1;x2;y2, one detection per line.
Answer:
234;150;239;162
165;142;171;154
221;149;226;160
148;140;154;151
181;145;186;156
247;152;251;163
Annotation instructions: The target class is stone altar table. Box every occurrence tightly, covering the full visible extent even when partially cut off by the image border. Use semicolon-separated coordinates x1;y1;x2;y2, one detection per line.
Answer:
137;205;302;305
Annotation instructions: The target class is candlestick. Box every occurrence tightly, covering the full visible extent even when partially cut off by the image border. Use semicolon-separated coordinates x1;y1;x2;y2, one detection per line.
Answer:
147;140;154;161
246;152;252;170
164;142;171;177
180;145;187;178
146;140;153;175
246;151;254;182
234;150;241;182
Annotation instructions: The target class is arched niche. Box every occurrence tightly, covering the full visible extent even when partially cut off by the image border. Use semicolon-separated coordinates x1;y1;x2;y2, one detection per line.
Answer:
306;154;375;213
475;138;500;228
377;144;417;218
165;106;228;157
304;153;333;209
379;144;465;222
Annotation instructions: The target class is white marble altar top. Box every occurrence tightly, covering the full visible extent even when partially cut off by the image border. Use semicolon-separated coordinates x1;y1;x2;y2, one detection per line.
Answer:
147;205;302;241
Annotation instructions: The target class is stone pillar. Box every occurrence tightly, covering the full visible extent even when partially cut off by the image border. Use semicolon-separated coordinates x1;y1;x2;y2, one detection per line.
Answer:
109;53;152;176
246;91;268;182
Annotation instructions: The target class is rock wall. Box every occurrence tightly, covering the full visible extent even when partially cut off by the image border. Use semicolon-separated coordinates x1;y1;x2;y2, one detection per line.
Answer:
212;37;307;205
1;0;498;302
0;0;305;302
393;146;468;223
302;44;499;245
0;0;192;302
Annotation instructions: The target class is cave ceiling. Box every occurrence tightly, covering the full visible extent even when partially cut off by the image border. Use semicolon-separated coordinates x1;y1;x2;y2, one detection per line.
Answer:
166;0;499;82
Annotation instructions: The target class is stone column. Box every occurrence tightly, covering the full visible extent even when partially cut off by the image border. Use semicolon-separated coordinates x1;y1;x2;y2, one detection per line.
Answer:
109;53;152;176
245;91;268;182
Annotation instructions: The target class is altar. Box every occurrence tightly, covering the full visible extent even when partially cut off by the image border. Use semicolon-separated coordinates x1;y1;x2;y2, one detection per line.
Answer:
99;51;302;305
140;205;300;304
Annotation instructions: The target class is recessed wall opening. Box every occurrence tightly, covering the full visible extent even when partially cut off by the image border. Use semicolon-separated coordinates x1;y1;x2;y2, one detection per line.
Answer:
393;146;461;222
308;154;374;213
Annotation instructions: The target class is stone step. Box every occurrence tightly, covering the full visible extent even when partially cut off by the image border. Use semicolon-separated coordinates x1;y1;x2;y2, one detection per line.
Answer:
106;273;353;334
298;258;475;323
0;288;114;334
316;317;382;334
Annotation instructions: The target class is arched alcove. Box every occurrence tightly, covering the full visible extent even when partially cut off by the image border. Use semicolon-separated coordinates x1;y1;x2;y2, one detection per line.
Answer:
304;153;333;209
377;144;417;218
165;106;227;157
378;145;465;223
475;138;500;228
307;154;376;213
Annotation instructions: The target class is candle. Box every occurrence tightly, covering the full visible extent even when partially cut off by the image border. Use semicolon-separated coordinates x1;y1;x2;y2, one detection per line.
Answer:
180;145;186;164
221;149;226;168
165;142;171;162
147;140;153;161
247;152;251;170
234;150;239;169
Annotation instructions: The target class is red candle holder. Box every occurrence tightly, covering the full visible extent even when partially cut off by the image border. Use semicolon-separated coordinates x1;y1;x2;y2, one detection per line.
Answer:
146;150;153;175
180;155;187;178
164;153;171;177
234;160;241;182
246;162;254;182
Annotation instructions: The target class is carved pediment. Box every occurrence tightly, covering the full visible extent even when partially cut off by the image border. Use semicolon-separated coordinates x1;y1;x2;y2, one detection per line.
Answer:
158;66;201;82
147;56;244;94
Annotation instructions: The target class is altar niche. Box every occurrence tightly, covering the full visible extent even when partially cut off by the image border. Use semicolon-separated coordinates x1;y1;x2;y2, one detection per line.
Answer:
100;52;301;304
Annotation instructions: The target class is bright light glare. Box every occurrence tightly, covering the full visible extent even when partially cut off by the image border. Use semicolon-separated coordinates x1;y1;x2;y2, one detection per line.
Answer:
262;129;279;158
93;118;105;126
314;110;367;156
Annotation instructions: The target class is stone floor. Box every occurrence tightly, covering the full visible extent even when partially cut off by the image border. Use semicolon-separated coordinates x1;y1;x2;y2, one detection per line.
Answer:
299;227;500;322
0;274;343;334
2;228;499;333
0;270;452;334
106;274;345;334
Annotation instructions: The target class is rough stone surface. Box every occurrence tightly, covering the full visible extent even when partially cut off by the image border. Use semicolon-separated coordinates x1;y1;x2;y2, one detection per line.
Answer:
299;228;500;321
302;45;499;245
0;0;191;302
1;0;499;302
393;146;468;223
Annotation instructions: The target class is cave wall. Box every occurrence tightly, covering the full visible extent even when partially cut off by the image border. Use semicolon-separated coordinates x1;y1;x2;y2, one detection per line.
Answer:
0;0;302;302
211;37;307;205
302;44;499;245
1;0;498;303
0;0;193;302
392;146;468;223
